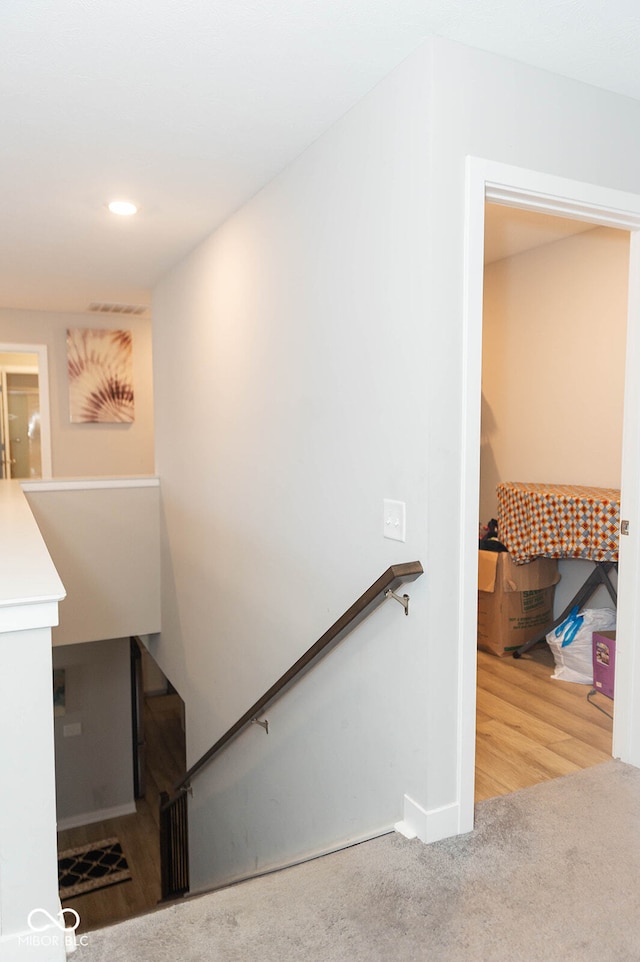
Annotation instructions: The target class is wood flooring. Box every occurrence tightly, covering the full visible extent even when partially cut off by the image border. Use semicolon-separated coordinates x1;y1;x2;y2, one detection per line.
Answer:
475;645;613;802
57;692;185;934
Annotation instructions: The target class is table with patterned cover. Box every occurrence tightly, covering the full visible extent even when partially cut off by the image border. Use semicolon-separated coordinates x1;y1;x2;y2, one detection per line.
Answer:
497;481;620;566
496;482;620;658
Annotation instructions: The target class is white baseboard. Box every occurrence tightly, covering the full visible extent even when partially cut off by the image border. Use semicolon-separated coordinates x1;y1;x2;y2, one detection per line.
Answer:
57;801;136;832
190;824;398;896
395;794;461;844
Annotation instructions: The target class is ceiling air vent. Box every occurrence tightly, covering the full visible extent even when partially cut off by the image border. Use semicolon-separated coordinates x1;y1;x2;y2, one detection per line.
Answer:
88;302;149;316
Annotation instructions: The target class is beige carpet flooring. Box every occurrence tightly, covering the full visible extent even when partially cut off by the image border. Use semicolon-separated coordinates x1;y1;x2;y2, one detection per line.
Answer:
74;760;640;962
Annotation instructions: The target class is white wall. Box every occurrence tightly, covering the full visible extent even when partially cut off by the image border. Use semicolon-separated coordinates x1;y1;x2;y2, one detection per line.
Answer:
24;480;161;646
151;35;640;888
481;226;629;521
481;226;629;613
0;483;66;961
0;309;154;477
426;40;640;809
151;46;434;889
53;638;135;829
0;627;65;962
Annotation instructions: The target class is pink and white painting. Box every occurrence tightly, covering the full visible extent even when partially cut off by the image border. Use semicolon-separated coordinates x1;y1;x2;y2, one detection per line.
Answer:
67;328;135;423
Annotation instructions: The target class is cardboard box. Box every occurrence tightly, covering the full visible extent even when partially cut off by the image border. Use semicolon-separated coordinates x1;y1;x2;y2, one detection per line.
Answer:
477;551;560;657
593;630;616;699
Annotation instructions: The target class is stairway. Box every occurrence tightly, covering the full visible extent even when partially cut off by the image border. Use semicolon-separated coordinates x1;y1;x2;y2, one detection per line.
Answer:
73;831;410;962
68;761;640;962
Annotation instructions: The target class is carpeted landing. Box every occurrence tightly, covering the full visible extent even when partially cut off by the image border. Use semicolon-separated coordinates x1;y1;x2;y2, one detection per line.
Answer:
75;761;640;962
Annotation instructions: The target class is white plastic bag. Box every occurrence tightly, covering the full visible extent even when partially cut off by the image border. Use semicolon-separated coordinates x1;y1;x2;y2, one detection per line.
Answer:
547;606;616;684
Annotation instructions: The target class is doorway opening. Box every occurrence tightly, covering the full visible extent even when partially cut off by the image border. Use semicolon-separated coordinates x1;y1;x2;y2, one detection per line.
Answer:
475;204;627;801
56;639;186;934
0;366;41;478
0;343;52;478
459;159;640;835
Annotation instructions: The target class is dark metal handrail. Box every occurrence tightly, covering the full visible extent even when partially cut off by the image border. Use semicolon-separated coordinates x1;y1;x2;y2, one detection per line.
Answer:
172;561;422;799
159;561;423;900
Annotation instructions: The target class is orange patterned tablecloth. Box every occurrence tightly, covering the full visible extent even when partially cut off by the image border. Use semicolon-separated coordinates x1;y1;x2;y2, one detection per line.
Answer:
497;482;620;565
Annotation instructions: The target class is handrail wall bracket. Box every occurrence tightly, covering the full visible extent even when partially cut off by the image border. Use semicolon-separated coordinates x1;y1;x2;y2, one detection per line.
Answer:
164;561;423;802
385;588;411;615
158;560;422;901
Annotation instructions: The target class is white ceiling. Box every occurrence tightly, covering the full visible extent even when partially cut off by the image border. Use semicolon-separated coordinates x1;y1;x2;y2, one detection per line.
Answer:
3;0;640;314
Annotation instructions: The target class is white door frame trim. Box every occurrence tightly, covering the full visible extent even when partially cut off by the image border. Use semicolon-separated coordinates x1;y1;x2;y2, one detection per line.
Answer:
459;157;640;833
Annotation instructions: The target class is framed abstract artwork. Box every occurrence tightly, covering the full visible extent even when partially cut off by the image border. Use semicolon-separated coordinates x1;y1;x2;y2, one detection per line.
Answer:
67;328;135;423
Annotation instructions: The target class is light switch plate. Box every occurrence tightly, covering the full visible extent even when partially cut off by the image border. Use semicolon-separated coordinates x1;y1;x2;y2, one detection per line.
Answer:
383;499;406;542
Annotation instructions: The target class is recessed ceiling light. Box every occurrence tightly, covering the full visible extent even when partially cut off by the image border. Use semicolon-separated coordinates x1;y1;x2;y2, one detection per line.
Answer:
108;200;138;216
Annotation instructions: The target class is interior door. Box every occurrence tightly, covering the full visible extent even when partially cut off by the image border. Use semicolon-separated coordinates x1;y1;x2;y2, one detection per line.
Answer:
4;372;41;478
131;637;146;799
0;346;51;479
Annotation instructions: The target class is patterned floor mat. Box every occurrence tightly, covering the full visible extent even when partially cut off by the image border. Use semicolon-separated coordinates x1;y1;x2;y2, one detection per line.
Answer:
58;836;131;899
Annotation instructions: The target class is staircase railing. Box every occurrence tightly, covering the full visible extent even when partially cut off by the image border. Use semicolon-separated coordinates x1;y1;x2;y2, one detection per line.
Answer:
159;560;423;901
159;788;189;899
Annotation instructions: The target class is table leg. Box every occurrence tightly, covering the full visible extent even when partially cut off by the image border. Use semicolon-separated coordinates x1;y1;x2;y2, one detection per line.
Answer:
512;562;617;659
